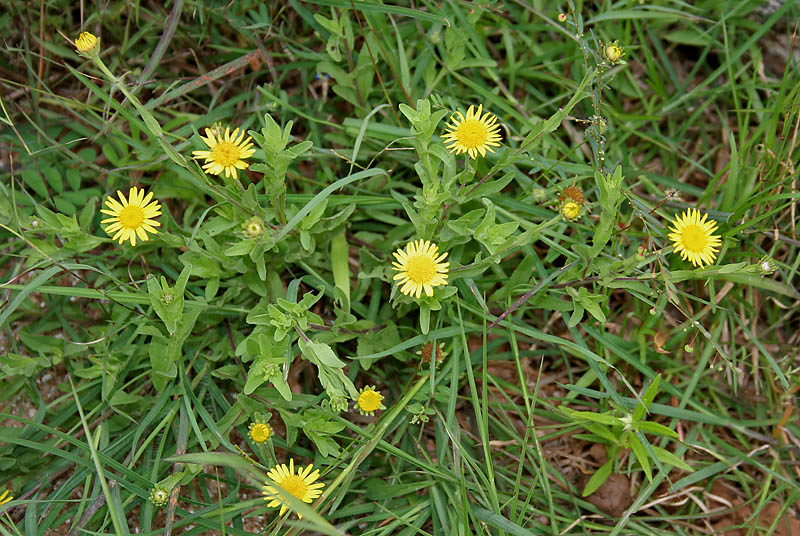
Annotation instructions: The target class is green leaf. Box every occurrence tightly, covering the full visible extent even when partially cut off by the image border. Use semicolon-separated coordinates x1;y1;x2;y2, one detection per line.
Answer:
0;353;50;377
628;434;652;482
146;264;190;335
637;421;678;439
300;340;345;368
633;374;661;421
584;423;621;444
590;166;625;257
330;232;350;313
562;408;621;426
21;169;48;198
224;239;256;257
651;445;694;472
583;459;614;497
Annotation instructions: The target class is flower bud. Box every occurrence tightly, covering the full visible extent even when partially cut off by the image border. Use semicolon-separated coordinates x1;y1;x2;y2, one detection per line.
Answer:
561;201;580;221
74;32;99;56
604;43;623;63
243;217;264;238
149;486;169;507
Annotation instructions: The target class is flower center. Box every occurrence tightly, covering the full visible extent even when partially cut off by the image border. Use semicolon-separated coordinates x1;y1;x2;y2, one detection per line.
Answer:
250;424;271;442
681;224;707;252
405;255;437;284
455;119;489;149
118;206;145;229
211;141;241;166
358;390;382;412
280;475;308;500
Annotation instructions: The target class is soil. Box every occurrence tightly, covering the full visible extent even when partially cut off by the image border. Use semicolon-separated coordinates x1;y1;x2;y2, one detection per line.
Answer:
584;473;633;518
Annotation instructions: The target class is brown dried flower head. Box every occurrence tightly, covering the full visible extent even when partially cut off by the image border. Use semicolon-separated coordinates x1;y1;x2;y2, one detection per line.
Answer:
560;185;584;205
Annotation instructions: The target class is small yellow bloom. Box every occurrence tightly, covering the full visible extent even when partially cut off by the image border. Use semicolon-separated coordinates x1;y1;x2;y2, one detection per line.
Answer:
263;459;325;518
355;385;385;416
248;422;272;443
0;489;12;507
192;127;255;179
74;32;99;54
100;186;161;246
558;13;567;22
442;104;502;159
667;208;722;268
605;43;623;63
561;201;581;220
391;239;450;299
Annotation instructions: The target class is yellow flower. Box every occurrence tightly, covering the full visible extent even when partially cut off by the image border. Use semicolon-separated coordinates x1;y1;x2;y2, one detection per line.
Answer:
0;489;12;507
391;239;450;298
561;201;581;220
100;187;161;246
442;104;502;159
605;43;623;63
192;127;255;179
263;459;325;518
667;208;722;268
74;32;99;54
248;422;272;443
355;385;385;416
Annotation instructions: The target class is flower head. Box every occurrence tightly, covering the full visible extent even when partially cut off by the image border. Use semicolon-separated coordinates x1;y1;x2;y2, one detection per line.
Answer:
558;13;568;22
391;239;450;298
561;201;581;220
442;105;502;159
355;386;386;416
327;394;349;413
100;187;161;246
758;256;777;275
263;459;325;518
0;489;12;507
560;185;584;205
192;127;255;179
418;342;447;367
249;422;272;443
604;42;624;63
261;362;281;378
149;485;169;507
667;208;722;268
74;32;99;55
243;217;264;238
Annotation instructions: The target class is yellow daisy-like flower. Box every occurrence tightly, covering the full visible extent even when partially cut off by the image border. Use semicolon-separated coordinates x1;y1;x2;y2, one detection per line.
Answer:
100;187;161;246
192;127;255;179
74;32;99;54
356;385;386;416
0;489;12;507
391;239;450;299
263;459;325;518
248;422;272;443
441;104;502;159
667;208;722;268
